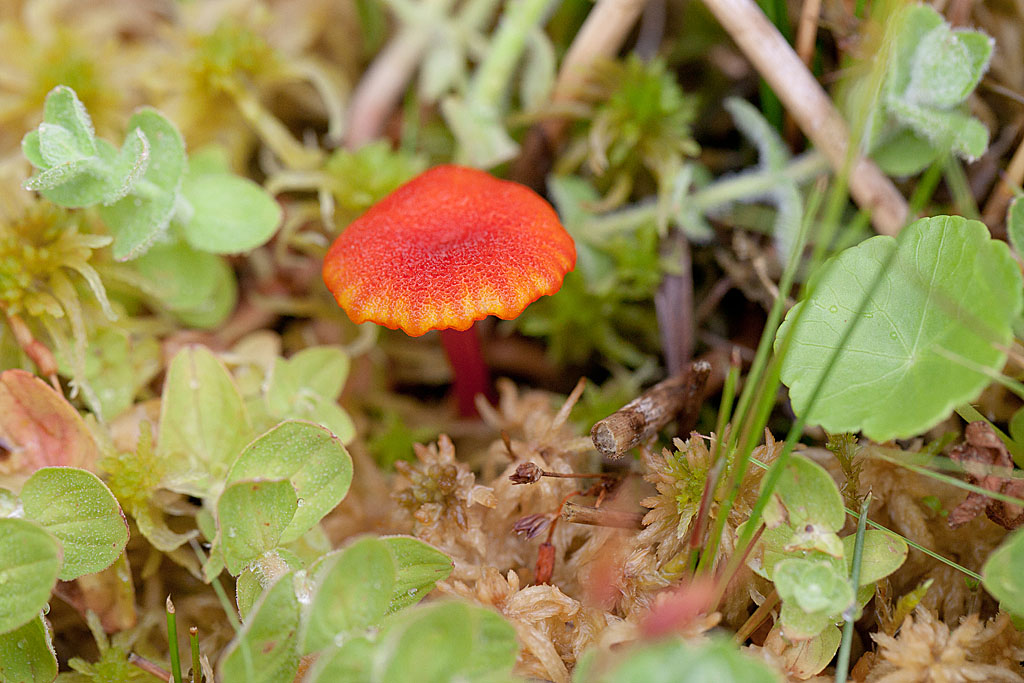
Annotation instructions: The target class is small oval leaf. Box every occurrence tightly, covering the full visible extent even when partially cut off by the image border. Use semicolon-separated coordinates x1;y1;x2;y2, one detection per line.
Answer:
20;467;129;581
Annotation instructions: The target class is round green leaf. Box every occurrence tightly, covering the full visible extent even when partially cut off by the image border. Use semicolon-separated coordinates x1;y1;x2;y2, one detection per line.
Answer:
0;615;57;682
217;479;298;576
302;537;396;654
227;421;352;544
0;519;61;633
20;467;128;581
779;216;1022;442
763;455;845;532
843;530;908;586
983;529;1024;618
180;173;282;254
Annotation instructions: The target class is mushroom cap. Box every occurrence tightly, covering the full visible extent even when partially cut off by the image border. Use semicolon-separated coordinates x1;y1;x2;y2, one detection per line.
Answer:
322;165;576;337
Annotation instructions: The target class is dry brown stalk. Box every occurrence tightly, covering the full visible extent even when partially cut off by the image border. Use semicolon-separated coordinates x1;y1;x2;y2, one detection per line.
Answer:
981;128;1024;227
701;0;909;235
591;360;712;458
561;501;644;529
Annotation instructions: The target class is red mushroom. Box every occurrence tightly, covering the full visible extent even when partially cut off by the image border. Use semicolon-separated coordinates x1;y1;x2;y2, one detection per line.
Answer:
322;164;576;416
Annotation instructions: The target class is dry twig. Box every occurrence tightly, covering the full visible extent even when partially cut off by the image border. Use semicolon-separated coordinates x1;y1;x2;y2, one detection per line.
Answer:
591;360;712;458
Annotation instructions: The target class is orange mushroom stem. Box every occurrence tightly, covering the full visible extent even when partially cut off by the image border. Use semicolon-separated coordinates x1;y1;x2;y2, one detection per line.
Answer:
322;164;575;417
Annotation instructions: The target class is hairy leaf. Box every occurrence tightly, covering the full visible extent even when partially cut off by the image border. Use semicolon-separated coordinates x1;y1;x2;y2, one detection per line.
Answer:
20;467;128;581
0;615;57;681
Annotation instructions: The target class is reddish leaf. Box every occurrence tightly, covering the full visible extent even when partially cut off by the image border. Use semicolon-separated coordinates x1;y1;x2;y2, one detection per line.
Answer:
0;369;99;476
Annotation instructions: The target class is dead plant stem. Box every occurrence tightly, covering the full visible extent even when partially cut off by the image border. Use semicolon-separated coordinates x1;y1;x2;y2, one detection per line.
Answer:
700;0;908;234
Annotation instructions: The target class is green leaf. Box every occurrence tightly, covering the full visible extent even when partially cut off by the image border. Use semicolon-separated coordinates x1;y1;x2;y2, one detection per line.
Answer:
41;86;97;157
22;130;44;168
904;23;992;110
38;122;91;165
23;158;95;194
236;549;304;620
20;467;128;581
774;558;853;616
132;241;234;320
982;528;1024;617
380;536;453;613
157;345;252;497
778;216;1023;442
763;455;845;532
103;127;150;204
171;253;238;329
100;109;186;261
765;623;841;679
302;537;396;653
78;326;160;421
26;139;117;208
870;129;940;177
180;172;281;254
267;347;350;411
217;480;298;576
778;601;835;640
843;530;907;586
441;97;519;170
265;347;355;443
573;636;781;683
0;519;61;634
219;573;300;683
0;615;57;682
888;100;988;161
308;601;518;683
226;421;353;544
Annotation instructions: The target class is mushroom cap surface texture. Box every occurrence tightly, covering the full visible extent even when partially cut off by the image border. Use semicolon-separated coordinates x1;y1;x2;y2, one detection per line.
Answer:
322;164;576;337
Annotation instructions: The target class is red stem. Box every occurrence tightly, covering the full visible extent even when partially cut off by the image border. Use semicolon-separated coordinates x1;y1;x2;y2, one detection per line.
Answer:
439;326;497;417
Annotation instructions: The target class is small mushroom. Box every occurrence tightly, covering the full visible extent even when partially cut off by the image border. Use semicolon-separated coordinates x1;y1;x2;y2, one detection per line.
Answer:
322;164;576;416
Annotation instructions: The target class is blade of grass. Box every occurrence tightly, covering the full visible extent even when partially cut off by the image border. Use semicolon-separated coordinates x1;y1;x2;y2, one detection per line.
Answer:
835;494;872;683
167;597;183;683
190;627;201;683
696;182;822;576
866;447;1024;509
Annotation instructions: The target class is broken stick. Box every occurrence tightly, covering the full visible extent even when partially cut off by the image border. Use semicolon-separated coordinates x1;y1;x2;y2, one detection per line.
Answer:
590;360;712;458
